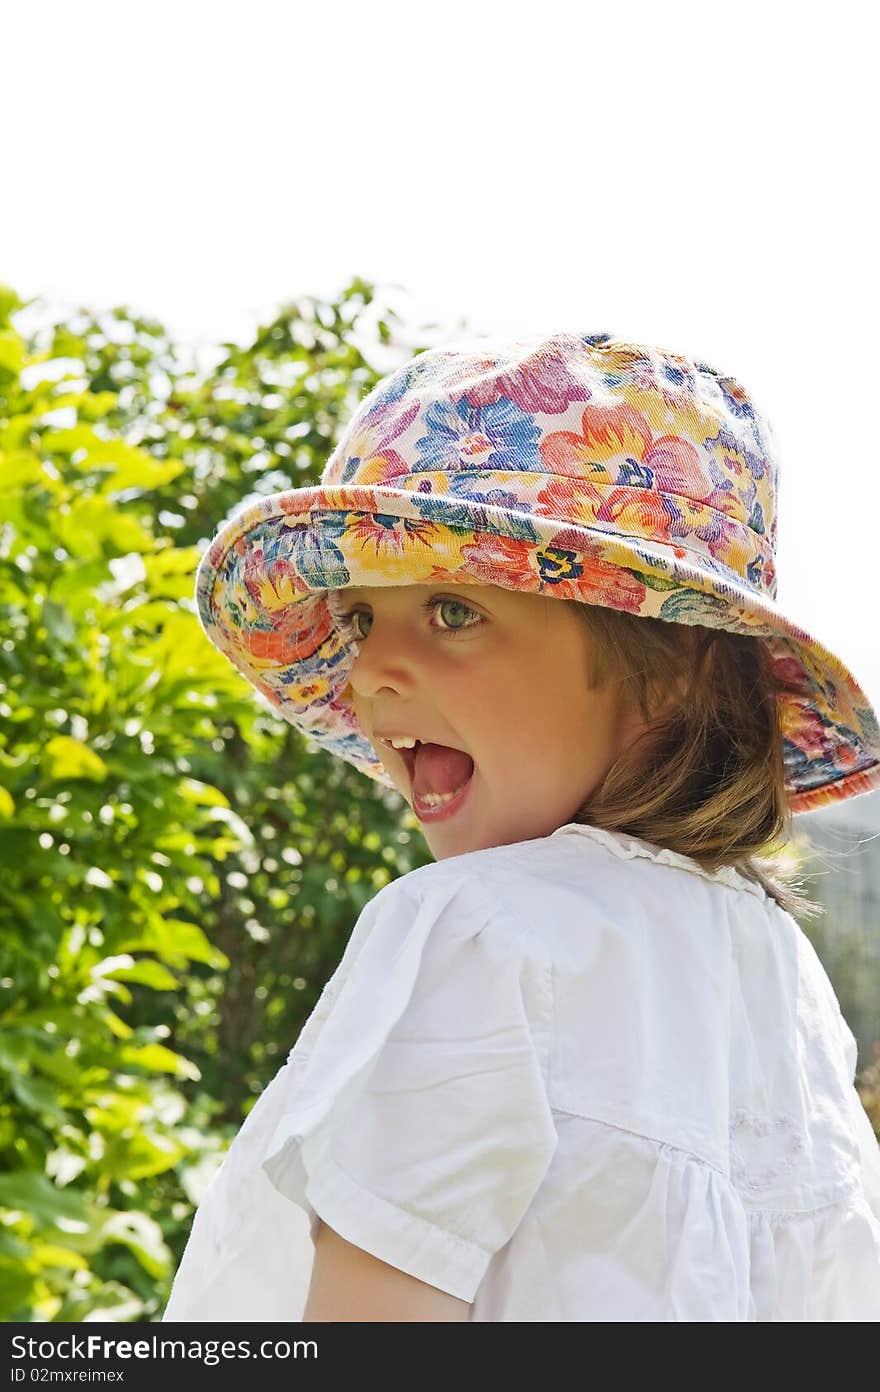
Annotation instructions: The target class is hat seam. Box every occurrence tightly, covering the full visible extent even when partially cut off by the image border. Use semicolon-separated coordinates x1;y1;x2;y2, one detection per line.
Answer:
291;474;772;558
204;491;771;610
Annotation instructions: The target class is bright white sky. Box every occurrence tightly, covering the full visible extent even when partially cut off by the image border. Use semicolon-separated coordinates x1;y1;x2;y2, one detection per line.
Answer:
4;1;879;730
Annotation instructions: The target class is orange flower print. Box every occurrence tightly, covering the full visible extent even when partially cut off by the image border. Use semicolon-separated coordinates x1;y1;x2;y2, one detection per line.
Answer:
556;552;648;613
535;475;677;545
453;532;647;614
244;617;315;665
542;400;715;504
542;402;652;482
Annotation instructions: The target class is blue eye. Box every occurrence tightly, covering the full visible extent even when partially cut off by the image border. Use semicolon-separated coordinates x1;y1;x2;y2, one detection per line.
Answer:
330;595;482;642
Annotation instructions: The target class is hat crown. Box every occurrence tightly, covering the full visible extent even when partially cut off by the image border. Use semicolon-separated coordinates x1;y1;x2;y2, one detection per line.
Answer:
322;331;779;603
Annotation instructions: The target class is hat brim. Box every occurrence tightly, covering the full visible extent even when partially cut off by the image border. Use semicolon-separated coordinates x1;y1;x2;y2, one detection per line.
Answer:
195;484;880;816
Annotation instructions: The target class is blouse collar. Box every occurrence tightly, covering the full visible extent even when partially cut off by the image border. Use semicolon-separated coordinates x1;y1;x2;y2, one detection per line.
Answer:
550;823;769;900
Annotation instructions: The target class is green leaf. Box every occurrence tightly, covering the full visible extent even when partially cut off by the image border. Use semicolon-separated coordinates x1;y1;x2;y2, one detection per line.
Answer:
0;282;27;320
115;917;229;971
0;1172;91;1228
0;449;50;491
0;1230;31;1261
103;960;179;990
10;1071;67;1120
204;804;255;847
0;329;25;377
42;736;108;783
98;1210;171;1279
40;426;185;493
29;1242;89;1272
179;778;231;809
100;1127;186;1182
53;494;154;561
117;1042;200;1079
631;568;682;593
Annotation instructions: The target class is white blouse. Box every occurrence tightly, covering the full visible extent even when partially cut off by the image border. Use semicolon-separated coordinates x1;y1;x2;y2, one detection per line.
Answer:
161;822;880;1322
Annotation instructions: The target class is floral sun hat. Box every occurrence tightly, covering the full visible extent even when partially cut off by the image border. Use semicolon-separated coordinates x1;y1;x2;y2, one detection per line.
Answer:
193;329;880;814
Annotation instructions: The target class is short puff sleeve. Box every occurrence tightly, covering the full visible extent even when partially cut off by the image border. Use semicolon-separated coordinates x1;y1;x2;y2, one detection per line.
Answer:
261;870;558;1303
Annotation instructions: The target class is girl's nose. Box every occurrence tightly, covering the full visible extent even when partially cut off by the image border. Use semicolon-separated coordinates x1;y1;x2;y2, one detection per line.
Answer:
345;625;414;699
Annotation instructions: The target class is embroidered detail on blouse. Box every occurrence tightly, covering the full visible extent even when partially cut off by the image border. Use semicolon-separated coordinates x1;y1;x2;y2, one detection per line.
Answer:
551;823;767;899
729;1109;806;1191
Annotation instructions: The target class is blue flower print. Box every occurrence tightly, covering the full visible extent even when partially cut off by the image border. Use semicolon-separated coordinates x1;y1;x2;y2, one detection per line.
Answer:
535;547;585;584
745;554;766;588
340;456;361;483
289;511;351;590
617;457;655;490
413;396;543;474
277;643;329;687
446;470;534;515
365;365;415;417
410;487;540;542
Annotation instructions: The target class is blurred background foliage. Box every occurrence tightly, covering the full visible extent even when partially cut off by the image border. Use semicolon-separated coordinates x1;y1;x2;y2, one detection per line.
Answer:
0;278;877;1322
0;277;442;1320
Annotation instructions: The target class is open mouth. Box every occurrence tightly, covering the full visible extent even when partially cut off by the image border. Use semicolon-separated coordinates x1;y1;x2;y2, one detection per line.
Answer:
385;739;476;819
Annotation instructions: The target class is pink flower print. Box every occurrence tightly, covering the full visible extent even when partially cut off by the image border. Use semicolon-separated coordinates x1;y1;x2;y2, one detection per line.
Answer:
241;541;269;609
771;652;812;698
645;437;714;501
460;338;595;414
662;495;744;565
781;697;841;764
456;532;550;589
336;510;438;563
322;396;421;486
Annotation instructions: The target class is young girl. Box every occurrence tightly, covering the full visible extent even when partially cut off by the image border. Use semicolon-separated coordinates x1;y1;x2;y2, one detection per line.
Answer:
162;330;880;1321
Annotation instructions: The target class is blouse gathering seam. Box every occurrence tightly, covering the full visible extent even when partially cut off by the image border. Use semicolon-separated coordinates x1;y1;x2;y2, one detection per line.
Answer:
547;1105;863;1217
548;1104;727;1176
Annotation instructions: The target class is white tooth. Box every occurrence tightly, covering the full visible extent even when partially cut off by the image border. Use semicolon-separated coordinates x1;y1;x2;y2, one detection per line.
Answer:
417;781;469;807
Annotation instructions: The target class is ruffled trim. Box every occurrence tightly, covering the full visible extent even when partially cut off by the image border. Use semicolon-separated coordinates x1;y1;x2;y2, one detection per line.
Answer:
551;823;768;900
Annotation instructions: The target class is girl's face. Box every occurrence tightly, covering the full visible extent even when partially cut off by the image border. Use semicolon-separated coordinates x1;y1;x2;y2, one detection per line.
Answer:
336;583;651;860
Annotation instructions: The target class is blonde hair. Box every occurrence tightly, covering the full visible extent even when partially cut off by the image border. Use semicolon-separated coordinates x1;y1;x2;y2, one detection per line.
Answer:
567;600;826;922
